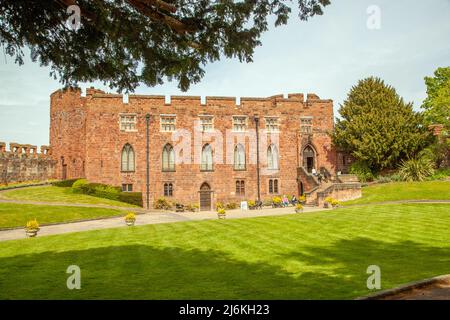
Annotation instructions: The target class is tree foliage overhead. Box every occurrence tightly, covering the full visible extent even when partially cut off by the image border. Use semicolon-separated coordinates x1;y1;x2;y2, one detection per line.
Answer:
422;66;450;132
0;0;331;92
333;77;431;171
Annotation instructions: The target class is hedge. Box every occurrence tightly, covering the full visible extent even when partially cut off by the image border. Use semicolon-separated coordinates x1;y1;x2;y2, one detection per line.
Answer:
118;192;143;207
52;178;81;187
74;182;143;207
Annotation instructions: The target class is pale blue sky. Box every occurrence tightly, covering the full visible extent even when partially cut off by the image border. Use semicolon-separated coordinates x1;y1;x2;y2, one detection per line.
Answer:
1;0;449;147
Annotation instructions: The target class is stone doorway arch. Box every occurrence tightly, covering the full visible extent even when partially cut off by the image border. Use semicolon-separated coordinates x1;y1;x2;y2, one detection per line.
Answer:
302;145;316;173
199;182;212;211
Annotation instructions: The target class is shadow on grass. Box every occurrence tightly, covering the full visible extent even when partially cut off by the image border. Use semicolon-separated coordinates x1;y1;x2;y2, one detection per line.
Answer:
1;237;449;299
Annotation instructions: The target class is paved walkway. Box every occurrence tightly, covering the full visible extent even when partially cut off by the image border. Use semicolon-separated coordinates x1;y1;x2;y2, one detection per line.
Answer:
0;206;327;242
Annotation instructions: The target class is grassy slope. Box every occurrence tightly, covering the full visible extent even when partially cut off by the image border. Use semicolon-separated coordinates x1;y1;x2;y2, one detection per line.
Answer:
0;203;449;299
1;186;137;207
0;203;123;229
344;181;450;205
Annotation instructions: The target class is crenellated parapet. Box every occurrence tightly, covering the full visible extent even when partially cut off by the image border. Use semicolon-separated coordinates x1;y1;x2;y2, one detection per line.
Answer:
0;142;52;159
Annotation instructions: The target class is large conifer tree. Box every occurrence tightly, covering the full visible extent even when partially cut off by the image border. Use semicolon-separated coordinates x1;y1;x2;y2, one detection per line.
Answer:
333;77;430;171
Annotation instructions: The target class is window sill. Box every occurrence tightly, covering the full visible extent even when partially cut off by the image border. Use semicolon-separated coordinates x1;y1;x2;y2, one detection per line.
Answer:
162;169;176;173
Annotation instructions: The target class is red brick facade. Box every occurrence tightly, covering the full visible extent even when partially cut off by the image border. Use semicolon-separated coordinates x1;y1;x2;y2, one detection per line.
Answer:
50;87;338;209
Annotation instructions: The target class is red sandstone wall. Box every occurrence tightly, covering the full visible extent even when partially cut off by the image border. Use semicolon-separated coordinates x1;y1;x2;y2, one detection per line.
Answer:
50;88;336;208
50;87;87;179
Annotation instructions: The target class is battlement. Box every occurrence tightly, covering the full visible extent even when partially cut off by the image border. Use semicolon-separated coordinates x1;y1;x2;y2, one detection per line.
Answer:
51;86;332;108
0;142;51;158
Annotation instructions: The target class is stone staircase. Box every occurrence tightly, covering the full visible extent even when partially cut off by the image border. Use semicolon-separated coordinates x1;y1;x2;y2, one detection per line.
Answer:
304;182;333;206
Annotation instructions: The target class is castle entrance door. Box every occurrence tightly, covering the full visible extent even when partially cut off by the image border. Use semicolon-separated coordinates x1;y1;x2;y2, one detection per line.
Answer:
199;182;212;211
302;146;315;173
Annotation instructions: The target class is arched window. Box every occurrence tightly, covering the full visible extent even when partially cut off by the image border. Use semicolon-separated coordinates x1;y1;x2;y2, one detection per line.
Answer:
201;144;213;171
236;180;245;196
234;144;246;170
121;144;135;172
162;144;175;172
164;183;173;197
267;144;279;170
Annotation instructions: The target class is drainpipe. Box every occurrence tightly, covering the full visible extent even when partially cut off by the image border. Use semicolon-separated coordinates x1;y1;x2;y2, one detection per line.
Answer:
254;116;261;202
145;113;150;209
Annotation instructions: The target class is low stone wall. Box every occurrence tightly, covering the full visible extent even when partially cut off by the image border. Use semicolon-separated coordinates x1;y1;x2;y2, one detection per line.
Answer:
316;182;362;207
0;142;56;184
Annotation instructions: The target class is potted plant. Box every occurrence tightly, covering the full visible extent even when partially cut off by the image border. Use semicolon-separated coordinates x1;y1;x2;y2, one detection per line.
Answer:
187;203;199;212
124;212;136;226
324;197;333;208
331;199;341;209
295;204;304;213
298;195;306;205
272;196;282;208
25;219;40;237
217;208;226;219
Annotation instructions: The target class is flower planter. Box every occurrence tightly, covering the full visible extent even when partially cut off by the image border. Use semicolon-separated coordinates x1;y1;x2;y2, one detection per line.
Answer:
295;208;303;214
217;213;226;219
26;229;39;237
125;220;135;226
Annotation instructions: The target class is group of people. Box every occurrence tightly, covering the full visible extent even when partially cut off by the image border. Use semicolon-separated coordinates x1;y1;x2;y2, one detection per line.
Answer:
281;195;299;207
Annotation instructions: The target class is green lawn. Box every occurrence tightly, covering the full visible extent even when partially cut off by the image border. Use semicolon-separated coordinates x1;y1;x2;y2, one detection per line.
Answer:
0;203;449;299
343;181;450;205
1;185;137;208
0;203;124;229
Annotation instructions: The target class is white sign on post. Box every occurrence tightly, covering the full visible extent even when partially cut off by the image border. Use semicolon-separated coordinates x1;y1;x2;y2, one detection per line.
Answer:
240;201;248;211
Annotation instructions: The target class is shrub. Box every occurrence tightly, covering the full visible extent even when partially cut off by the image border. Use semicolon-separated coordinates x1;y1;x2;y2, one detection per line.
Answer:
79;183;121;200
215;202;224;210
71;179;88;192
272;196;282;205
26;219;39;231
324;197;334;204
124;212;136;222
247;200;256;208
154;197;173;210
217;208;226;215
186;203;199;212
225;202;238;210
262;199;272;207
349;161;375;182
398;156;435;182
331;199;341;207
390;173;403;182
427;167;450;181
377;176;392;184
118;192;143;207
52;178;80;187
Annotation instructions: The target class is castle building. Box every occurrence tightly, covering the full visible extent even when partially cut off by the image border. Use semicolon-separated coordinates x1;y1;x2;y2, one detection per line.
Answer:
50;87;351;210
